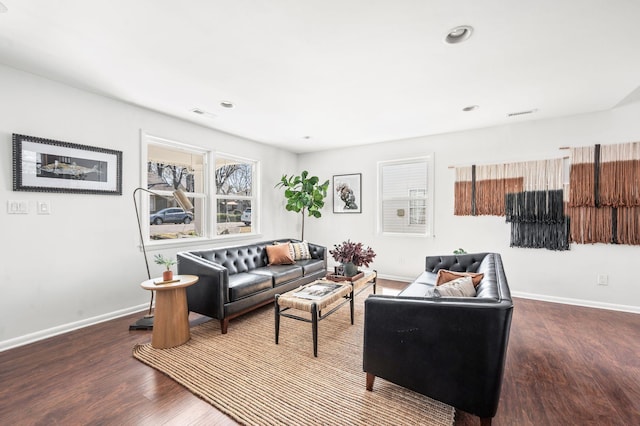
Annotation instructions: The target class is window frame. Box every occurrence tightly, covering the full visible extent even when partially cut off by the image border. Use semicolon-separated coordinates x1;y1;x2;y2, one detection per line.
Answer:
140;133;260;249
377;155;435;237
213;152;259;237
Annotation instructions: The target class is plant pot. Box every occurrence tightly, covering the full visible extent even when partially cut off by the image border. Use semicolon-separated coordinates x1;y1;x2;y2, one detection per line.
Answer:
162;270;174;281
343;262;359;277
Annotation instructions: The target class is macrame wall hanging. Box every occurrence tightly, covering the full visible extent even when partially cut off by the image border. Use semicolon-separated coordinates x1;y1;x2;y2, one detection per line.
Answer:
454;159;570;251
567;142;640;245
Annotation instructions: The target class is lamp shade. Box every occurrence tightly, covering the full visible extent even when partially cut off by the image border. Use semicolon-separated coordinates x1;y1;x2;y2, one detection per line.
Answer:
173;188;194;212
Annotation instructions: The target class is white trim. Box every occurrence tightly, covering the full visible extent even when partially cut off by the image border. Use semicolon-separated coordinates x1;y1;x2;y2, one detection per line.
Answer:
0;304;149;352
511;291;640;315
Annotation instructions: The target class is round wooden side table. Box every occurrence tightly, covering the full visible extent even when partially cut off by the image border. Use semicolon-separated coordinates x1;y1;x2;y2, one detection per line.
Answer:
140;274;199;349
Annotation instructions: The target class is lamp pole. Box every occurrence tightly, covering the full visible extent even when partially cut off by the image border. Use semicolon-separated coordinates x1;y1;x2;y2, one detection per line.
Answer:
129;186;194;330
129;187;160;330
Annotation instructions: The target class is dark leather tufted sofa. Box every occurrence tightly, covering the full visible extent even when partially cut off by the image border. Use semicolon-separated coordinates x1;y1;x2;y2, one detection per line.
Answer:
363;253;513;426
177;239;326;333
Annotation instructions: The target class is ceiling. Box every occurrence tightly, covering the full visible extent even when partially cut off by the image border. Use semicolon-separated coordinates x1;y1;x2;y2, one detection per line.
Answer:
1;1;640;154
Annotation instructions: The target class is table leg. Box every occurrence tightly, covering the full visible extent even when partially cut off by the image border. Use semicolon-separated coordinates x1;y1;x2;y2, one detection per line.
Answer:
275;295;280;345
350;290;354;325
311;303;318;357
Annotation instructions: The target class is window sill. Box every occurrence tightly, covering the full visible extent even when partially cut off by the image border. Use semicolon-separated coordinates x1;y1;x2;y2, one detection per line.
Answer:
141;233;263;252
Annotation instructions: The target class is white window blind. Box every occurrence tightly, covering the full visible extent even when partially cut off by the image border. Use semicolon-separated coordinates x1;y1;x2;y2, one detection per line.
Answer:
379;156;434;236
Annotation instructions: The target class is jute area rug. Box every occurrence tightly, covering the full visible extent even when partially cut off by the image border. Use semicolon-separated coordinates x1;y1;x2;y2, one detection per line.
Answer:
133;293;455;426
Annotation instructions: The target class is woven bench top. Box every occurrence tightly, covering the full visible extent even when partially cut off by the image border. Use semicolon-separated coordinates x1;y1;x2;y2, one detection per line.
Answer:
277;280;352;312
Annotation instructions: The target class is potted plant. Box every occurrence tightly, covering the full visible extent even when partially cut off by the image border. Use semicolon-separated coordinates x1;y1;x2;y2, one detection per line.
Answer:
329;240;376;277
275;170;330;241
154;254;177;281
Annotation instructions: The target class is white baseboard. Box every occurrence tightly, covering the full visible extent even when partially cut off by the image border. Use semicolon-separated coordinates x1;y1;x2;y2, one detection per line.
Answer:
510;291;640;314
0;303;149;352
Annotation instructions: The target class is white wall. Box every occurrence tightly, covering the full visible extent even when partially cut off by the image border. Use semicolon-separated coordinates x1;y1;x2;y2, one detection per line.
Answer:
3;62;638;350
0;64;298;349
300;103;640;313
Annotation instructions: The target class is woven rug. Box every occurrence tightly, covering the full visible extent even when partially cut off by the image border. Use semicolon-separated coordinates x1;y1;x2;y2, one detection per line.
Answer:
133;292;455;426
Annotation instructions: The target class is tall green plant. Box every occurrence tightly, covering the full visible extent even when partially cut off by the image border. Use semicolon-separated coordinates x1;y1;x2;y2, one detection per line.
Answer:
275;170;330;240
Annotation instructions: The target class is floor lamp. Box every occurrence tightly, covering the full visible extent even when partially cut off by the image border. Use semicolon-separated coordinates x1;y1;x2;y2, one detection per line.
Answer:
129;187;194;330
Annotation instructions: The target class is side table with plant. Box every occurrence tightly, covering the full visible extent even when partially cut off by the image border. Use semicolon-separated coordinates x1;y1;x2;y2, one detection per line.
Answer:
154;254;177;281
329;240;376;277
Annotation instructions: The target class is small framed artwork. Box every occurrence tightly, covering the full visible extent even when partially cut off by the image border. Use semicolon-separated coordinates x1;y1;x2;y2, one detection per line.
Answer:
333;173;362;213
12;133;123;195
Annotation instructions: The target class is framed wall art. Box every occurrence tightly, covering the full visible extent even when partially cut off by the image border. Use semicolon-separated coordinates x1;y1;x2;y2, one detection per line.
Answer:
333;173;361;213
12;133;123;195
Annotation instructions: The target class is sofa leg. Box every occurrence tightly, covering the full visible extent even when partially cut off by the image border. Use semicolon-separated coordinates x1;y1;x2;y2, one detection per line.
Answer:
221;319;229;334
366;372;375;391
480;417;492;426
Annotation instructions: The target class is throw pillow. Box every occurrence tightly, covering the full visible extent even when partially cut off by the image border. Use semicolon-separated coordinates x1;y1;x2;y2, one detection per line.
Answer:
289;241;311;260
433;276;476;297
266;244;295;265
436;269;484;287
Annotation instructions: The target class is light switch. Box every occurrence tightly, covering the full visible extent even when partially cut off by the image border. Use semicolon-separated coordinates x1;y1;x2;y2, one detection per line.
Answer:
37;201;51;215
7;200;28;214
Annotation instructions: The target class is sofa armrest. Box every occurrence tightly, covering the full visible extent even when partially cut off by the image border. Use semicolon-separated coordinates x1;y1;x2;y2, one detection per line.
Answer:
177;252;229;320
363;295;513;418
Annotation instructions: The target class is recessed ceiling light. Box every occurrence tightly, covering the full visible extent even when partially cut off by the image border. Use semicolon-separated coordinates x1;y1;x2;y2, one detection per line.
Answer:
220;101;234;108
462;105;479;112
445;25;473;44
303;136;311;140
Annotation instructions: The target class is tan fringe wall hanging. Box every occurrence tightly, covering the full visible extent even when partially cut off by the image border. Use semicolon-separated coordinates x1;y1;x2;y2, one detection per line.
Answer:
454;159;569;250
567;141;640;245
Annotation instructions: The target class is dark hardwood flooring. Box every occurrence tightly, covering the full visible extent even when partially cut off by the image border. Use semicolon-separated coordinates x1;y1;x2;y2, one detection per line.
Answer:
1;279;639;425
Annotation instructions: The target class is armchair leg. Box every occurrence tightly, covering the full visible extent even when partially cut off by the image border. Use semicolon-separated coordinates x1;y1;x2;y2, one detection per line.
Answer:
480;417;492;426
221;319;229;334
366;372;375;391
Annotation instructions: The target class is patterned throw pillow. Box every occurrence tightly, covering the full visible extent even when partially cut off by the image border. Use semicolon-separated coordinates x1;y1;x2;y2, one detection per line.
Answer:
289;241;311;260
433;276;476;297
436;269;484;287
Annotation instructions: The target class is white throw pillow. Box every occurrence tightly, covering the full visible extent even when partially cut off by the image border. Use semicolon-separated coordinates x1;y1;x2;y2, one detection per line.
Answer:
433;276;476;297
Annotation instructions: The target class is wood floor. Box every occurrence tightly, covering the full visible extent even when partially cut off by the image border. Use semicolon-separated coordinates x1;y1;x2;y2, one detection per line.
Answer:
1;279;639;425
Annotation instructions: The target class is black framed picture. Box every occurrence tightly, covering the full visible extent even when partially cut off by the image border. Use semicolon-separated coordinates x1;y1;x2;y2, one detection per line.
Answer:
333;173;362;213
12;133;122;195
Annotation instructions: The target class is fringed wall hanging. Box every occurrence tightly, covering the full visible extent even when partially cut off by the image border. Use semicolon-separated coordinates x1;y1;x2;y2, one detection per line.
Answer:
454;159;570;251
567;142;640;245
504;159;569;251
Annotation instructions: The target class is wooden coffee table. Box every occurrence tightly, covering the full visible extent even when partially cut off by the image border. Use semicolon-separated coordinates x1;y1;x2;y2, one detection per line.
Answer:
140;274;199;349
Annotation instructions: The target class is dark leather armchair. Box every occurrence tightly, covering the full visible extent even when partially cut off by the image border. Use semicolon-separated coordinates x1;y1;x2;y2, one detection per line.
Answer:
363;253;513;426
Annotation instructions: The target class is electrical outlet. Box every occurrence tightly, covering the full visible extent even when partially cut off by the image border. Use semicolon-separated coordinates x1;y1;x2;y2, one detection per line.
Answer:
37;201;51;215
597;274;609;286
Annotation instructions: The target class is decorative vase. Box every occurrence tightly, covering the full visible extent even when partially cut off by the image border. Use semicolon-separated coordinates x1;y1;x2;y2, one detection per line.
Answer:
343;262;358;277
163;270;174;281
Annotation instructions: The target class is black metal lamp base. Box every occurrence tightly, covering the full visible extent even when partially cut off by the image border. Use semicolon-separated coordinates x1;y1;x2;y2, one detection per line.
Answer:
129;315;154;330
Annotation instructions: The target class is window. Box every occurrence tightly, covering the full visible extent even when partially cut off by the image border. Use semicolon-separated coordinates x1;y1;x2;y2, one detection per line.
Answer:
146;138;207;241
214;154;257;235
142;134;259;244
378;156;434;236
